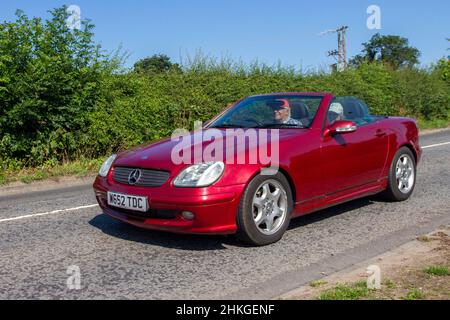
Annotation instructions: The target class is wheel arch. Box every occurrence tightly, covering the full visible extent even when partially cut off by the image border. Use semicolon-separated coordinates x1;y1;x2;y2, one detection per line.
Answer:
277;167;297;204
244;166;297;204
398;143;418;164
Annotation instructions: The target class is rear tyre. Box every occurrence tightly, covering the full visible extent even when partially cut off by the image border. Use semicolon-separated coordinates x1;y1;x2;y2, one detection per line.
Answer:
382;147;416;202
236;173;293;246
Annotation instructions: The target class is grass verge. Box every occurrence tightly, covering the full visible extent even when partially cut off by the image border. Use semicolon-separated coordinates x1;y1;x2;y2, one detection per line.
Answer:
319;281;369;300
423;265;450;276
0;158;104;186
417;117;450;130
405;288;424;300
283;227;450;300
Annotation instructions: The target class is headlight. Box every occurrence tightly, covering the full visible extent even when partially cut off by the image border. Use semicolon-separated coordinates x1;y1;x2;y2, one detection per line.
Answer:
173;161;225;187
98;154;117;177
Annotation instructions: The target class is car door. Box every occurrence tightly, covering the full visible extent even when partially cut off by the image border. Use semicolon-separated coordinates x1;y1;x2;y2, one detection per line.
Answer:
320;98;389;195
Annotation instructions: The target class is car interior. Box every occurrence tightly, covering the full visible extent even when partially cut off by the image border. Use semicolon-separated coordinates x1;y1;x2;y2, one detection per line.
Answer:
327;98;381;127
290;101;311;126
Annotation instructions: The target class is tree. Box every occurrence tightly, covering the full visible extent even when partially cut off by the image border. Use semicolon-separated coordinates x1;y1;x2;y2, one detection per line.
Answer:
133;54;181;74
0;7;109;164
350;33;420;69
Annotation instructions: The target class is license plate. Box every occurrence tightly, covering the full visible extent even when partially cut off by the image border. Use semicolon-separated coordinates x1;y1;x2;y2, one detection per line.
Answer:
107;192;148;212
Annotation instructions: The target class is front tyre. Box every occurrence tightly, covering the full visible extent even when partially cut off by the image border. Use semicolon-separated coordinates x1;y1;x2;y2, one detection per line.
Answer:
382;147;417;201
236;173;293;246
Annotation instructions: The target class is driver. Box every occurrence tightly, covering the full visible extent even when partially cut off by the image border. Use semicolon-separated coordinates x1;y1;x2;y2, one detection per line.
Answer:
271;99;302;126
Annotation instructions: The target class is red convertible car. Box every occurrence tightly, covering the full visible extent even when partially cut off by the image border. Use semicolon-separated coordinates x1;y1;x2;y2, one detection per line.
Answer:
93;93;421;246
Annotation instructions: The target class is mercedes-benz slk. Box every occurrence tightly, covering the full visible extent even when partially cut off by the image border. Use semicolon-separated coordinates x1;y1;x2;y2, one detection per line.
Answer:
93;93;421;246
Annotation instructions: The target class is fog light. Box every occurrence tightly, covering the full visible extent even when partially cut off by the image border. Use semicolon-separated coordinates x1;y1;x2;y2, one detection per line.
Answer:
182;211;195;220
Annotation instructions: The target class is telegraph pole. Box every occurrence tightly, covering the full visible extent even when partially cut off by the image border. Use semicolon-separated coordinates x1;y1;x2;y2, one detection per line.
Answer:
320;26;349;71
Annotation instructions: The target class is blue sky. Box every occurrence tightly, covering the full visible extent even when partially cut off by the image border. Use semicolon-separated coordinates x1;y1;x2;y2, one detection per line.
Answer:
1;0;449;70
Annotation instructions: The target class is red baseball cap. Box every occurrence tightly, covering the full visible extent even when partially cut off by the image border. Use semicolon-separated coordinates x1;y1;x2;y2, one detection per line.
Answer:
271;99;290;110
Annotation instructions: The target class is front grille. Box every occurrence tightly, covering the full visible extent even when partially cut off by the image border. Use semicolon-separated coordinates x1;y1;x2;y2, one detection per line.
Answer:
112;167;170;187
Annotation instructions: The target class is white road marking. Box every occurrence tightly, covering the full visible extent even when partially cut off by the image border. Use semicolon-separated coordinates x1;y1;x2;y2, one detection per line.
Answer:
0;204;98;223
422;141;450;149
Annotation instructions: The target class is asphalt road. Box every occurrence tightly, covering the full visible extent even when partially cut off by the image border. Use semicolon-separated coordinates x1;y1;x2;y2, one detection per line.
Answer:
0;130;449;300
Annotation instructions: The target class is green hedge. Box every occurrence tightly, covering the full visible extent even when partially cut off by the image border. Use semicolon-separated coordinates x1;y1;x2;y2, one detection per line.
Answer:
80;62;450;159
2;62;450;168
1;7;449;169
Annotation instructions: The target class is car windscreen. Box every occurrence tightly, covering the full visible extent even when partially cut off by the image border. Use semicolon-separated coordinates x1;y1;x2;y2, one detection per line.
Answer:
210;95;324;129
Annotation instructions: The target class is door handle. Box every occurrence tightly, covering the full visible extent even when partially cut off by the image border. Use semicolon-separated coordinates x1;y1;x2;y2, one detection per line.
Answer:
375;130;386;138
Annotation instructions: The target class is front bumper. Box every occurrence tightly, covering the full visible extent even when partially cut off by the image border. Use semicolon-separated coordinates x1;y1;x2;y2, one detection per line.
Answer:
93;175;245;235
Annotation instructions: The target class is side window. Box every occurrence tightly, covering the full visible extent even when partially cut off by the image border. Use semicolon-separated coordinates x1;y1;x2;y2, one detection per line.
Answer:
327;97;377;127
341;99;362;123
327;100;345;125
340;98;372;127
358;100;370;117
357;100;377;125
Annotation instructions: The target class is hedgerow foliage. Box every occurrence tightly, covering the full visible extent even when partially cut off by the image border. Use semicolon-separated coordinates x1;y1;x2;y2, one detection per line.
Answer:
0;7;108;168
1;7;449;168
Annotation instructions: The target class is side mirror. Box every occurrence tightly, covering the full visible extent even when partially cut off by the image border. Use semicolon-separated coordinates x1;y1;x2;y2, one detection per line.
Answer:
324;120;357;137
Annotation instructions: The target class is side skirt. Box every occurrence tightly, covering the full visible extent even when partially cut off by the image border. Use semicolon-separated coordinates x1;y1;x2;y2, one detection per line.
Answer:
292;178;388;218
